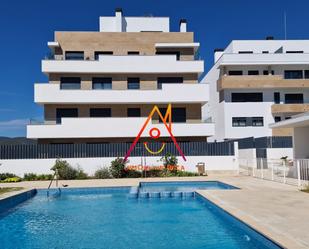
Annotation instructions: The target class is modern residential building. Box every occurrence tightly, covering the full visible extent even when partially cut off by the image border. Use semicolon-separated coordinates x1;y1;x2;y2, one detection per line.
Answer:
202;39;309;141
27;9;214;144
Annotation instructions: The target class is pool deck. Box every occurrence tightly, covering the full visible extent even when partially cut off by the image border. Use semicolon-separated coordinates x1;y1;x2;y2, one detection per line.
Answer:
1;175;309;249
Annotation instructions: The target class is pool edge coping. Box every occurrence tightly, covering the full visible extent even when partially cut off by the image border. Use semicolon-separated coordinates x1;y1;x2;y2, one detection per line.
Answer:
195;190;305;249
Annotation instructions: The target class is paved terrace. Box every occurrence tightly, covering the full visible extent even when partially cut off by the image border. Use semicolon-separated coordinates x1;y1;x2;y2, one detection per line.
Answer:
1;175;309;249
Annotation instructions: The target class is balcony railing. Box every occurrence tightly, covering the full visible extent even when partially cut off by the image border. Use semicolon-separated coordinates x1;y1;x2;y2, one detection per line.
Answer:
34;83;209;104
27;117;215;139
271;104;309;113
218;75;309;90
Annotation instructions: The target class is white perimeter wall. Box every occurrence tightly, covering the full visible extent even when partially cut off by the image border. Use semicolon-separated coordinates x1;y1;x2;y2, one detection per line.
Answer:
267;148;293;160
293;127;309;159
0;156;239;177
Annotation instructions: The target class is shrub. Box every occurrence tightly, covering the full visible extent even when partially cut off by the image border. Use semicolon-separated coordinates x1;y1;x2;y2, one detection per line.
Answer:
75;167;88;180
109;158;126;178
176;171;199;177
94;167;111;179
23;173;53;181
36;174;53;181
23;173;37;181
3;177;21;183
125;170;142;178
160;153;178;173
51;159;88;180
146;169;164;177
0;173;17;181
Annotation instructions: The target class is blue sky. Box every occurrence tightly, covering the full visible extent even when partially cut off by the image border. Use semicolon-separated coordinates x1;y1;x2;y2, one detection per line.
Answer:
1;0;309;137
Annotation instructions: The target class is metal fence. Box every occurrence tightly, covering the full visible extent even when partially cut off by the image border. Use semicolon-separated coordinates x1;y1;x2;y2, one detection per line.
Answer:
0;141;235;160
237;136;293;149
239;158;309;187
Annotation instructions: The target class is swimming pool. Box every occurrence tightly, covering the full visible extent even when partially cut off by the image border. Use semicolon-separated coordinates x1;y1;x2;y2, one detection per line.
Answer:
0;185;282;249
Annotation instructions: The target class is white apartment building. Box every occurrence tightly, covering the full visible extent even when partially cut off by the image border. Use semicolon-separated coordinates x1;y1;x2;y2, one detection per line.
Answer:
27;9;214;144
203;39;309;141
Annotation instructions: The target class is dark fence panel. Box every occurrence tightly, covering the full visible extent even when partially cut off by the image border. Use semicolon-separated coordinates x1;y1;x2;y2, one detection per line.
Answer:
0;141;235;160
236;136;292;149
237;137;255;149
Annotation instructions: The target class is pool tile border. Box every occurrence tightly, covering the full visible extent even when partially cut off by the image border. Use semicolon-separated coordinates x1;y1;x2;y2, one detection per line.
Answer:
0;189;37;214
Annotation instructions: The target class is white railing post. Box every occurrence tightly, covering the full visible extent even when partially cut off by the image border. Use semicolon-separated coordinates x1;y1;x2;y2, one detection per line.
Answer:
261;158;264;179
271;160;274;181
297;160;301;187
283;160;286;184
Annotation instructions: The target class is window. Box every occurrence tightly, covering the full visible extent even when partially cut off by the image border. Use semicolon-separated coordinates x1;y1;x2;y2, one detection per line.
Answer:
248;70;259;75
286;51;304;53
127;108;141;117
285;94;304;104
157;77;183;89
156;51;180;60
232;117;264;127
263;70;274;75
231;93;263;102
274;116;281;122
127;78;140;89
159;108;186;123
232;117;247;127
285;117;291;120
262;51;269;54
128;51;140;55
90;108;111;117
305;70;309;79
92;78;112;90
238;51;253;54
94;51;113;60
228;71;243;76
60;77;81;90
284;70;303;79
274;92;280;104
65;51;84;60
56;108;78;124
252;117;264;127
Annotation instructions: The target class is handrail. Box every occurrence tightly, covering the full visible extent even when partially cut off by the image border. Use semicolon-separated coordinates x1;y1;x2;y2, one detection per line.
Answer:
47;171;61;197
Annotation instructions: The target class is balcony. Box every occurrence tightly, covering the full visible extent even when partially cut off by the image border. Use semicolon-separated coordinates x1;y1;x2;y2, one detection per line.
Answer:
217;75;309;90
42;55;204;75
271;104;309;114
27;117;215;139
217;53;309;66
34;83;209;104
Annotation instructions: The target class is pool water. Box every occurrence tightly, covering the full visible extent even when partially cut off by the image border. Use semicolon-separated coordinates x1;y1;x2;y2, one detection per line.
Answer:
0;187;281;249
139;181;237;192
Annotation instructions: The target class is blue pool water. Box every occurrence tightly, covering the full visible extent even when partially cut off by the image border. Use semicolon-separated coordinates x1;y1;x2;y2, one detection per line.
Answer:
0;186;281;249
139;181;237;192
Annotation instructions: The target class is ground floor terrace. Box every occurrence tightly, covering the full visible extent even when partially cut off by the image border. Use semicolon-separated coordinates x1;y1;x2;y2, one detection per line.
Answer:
1;175;309;249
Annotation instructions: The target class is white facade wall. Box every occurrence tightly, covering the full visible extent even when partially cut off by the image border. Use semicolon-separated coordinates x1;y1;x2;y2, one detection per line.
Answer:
0;156;239;177
293;127;309;159
99;16;170;32
227;40;309;53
